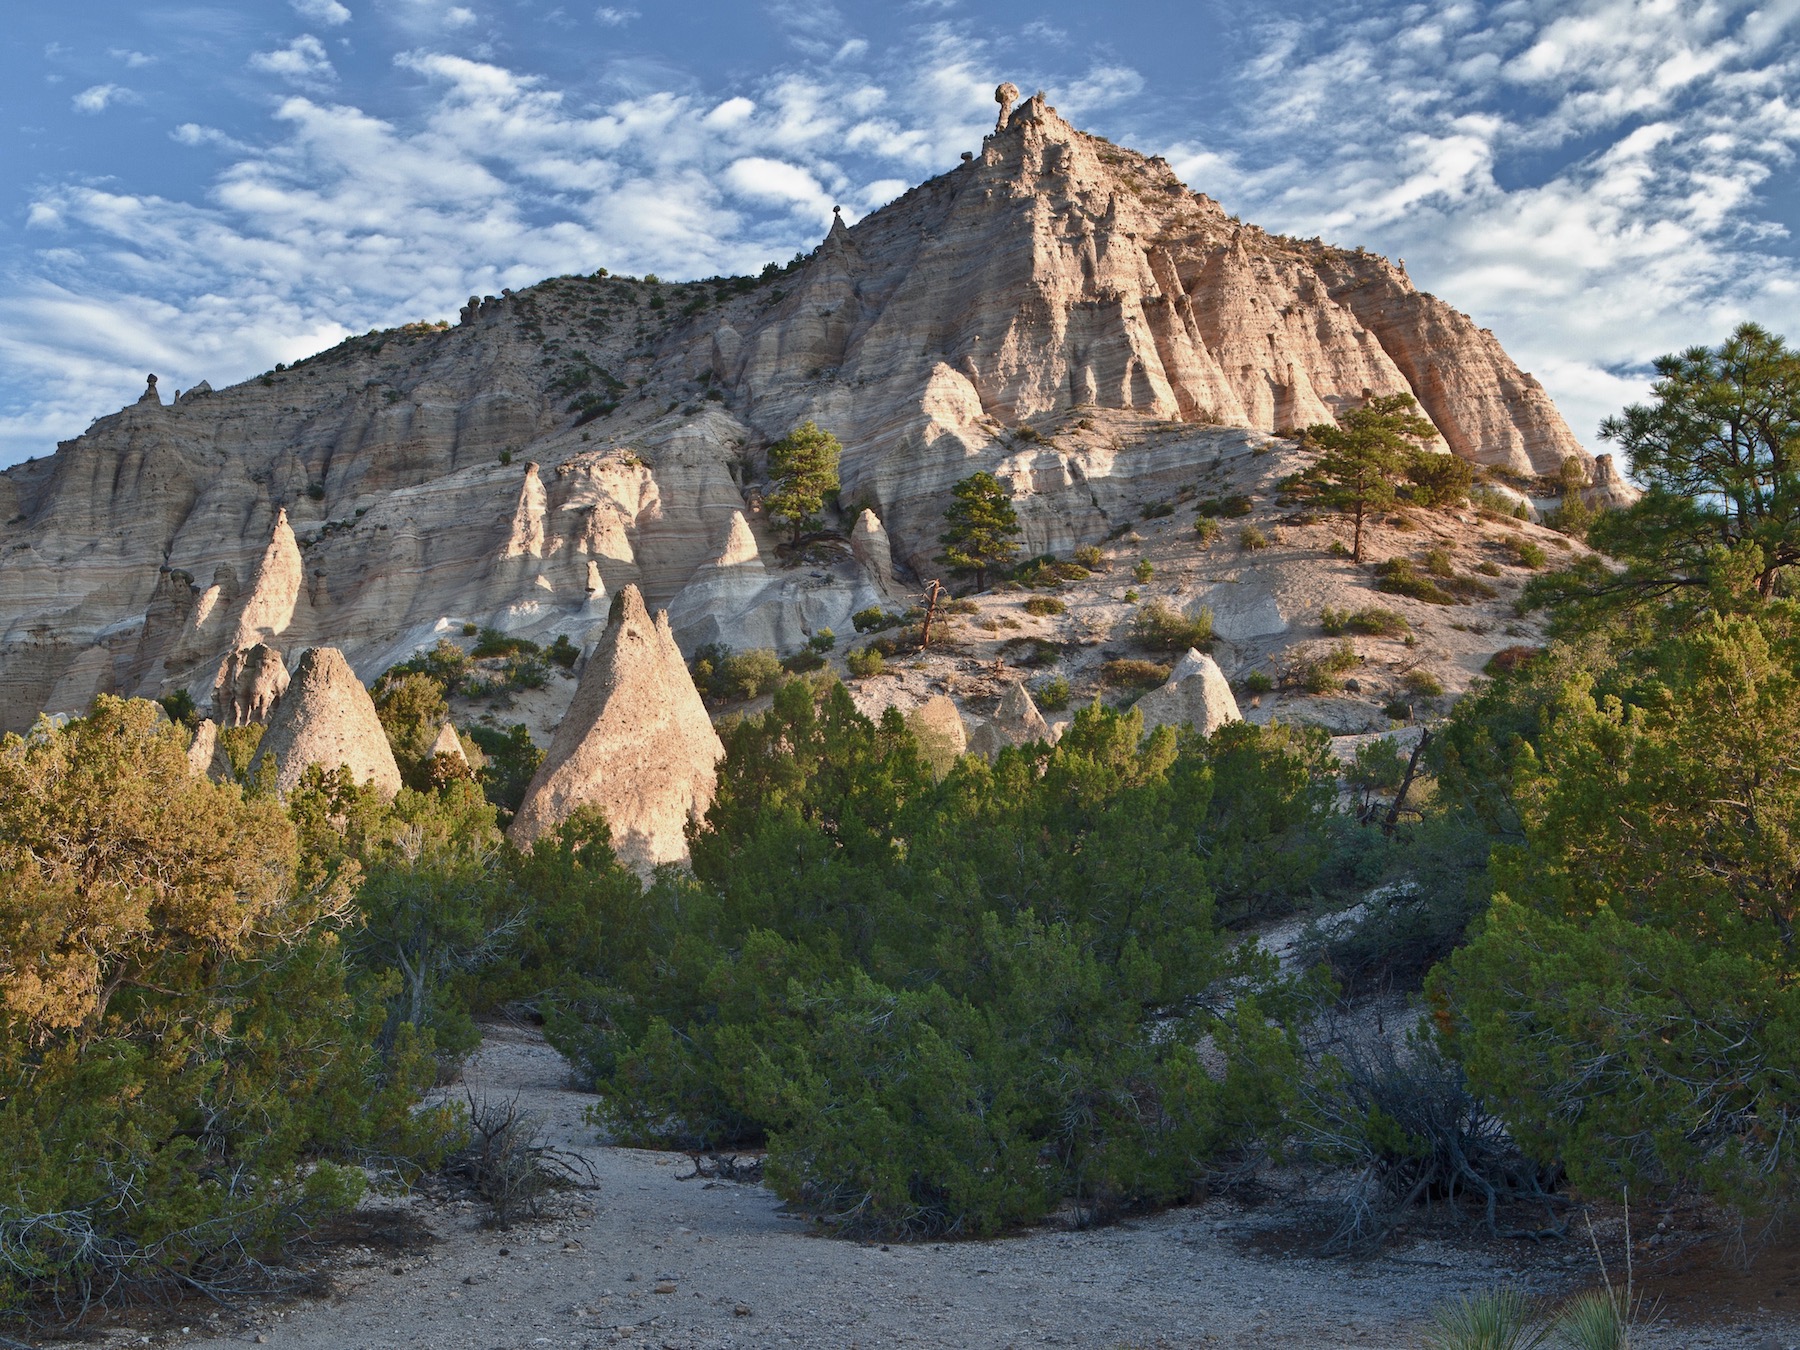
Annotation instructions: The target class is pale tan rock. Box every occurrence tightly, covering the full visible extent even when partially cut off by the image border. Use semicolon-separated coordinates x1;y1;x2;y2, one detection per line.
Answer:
250;646;402;799
212;643;290;726
186;717;220;776
508;585;723;878
1134;649;1241;737
967;680;1051;759
427;722;468;767
1584;453;1641;510
850;509;897;591
229;508;304;652
904;694;967;776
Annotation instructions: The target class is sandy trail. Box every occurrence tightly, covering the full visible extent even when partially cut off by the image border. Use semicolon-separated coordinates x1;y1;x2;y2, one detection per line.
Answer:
171;1023;1790;1350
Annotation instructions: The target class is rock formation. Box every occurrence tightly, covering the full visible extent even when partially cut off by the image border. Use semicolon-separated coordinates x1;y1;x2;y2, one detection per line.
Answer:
1584;453;1640;511
427;722;468;769
508;585;723;878
250;646;403;799
1134;649;1242;737
905;694;968;771
0;90;1598;732
212;643;290;726
967;680;1051;759
186;718;220;776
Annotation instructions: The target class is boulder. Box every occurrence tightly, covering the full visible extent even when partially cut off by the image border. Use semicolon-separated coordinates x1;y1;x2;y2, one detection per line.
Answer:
250;646;402;799
967;680;1051;759
1133;648;1241;737
508;585;724;879
212;643;290;726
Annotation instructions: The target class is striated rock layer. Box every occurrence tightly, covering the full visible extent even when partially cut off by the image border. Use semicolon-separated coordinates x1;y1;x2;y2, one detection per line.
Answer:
508;585;724;878
0;94;1591;731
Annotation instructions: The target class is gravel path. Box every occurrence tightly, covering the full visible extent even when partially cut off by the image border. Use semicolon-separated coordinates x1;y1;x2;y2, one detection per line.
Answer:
168;1023;1792;1350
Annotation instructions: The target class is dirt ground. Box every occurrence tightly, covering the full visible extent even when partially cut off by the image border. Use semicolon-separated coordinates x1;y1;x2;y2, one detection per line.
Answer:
45;1023;1751;1350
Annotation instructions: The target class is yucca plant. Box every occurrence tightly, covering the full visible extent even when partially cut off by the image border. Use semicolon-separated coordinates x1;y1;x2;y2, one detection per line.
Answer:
1551;1289;1633;1350
1422;1287;1551;1350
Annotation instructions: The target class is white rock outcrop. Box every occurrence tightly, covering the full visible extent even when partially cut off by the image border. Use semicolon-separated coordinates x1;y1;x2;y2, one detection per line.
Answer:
967;680;1052;759
1133;649;1242;737
250;646;403;799
427;722;469;769
508;585;724;879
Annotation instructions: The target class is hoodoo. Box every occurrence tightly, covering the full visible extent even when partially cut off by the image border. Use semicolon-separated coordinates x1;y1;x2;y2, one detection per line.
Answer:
508;584;724;878
1134;649;1243;737
250;646;403;799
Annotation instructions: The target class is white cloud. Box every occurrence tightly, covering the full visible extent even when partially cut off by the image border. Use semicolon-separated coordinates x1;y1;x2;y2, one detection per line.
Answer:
249;35;337;87
594;6;638;24
445;7;477;27
71;84;132;114
109;49;156;68
291;0;353;24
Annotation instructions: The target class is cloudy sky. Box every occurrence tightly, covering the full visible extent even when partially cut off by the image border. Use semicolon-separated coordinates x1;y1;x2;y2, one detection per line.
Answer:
3;0;1796;468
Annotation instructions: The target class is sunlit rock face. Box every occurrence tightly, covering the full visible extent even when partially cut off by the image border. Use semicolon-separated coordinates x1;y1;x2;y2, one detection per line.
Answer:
507;585;723;880
0;94;1587;731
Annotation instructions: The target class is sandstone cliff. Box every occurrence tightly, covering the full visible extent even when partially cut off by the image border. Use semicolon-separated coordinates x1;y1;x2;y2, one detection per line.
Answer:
0;92;1598;732
508;585;723;878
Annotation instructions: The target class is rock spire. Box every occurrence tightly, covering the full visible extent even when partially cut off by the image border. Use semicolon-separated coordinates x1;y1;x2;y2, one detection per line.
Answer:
507;584;724;879
1133;649;1242;737
250;646;402;799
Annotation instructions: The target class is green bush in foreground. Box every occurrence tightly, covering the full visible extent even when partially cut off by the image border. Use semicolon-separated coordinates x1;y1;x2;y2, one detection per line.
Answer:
0;700;455;1311
548;685;1339;1237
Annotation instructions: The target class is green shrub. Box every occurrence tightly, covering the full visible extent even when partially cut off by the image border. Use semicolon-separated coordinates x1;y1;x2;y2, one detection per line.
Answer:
472;627;538;660
1123;589;1139;603
551;688;1321;1238
1133;558;1155;583
845;646;886;679
157;688;200;729
1376;558;1457;605
1194;517;1221;545
1510;539;1548;569
1294;640;1359;694
1196;494;1254;518
1130;601;1215;653
1239;670;1274;696
692;646;783;703
462;622;479;636
1073;544;1104;569
1099;658;1171;690
1320;605;1408;638
1023;595;1066;616
1404;669;1445;698
782;648;827;674
852;606;897;633
1423;546;1456;578
0;700;456;1310
1140;500;1174;519
1239;525;1271;552
546;633;580;669
1033;675;1070;711
808;628;837;653
465;723;544;814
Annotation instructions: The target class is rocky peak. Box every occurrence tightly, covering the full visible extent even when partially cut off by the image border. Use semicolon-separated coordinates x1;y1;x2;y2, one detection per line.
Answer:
507;584;723;878
250;646;402;799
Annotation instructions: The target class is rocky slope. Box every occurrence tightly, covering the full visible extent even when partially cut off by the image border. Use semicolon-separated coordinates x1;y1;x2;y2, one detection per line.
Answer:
0;89;1610;733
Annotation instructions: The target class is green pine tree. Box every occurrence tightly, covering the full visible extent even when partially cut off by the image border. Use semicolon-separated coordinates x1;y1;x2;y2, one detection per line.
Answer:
938;471;1021;590
764;421;842;544
1305;394;1438;563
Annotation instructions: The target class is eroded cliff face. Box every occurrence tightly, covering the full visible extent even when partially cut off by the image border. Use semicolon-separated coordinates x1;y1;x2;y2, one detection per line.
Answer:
0;94;1591;731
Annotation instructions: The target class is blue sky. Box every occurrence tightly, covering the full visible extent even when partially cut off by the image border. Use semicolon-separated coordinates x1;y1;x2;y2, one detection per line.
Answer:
3;0;1797;468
